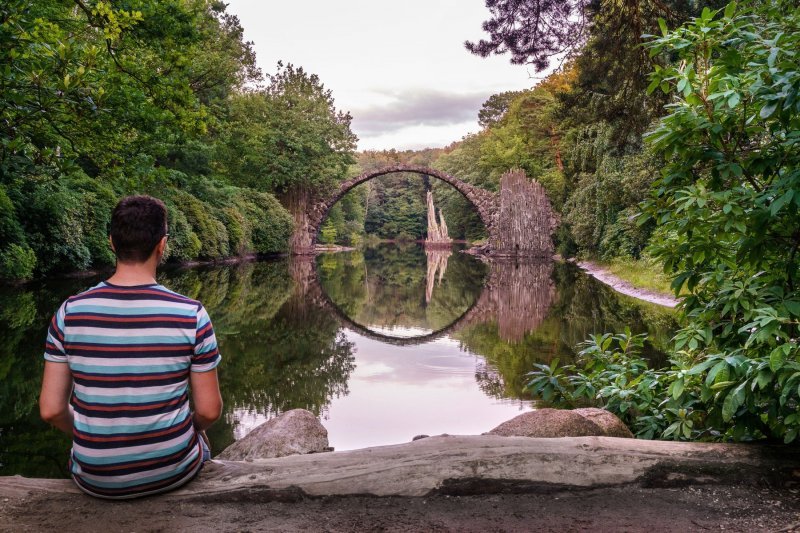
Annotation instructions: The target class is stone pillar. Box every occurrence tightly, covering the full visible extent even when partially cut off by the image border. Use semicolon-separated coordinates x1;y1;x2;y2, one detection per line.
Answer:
490;169;555;257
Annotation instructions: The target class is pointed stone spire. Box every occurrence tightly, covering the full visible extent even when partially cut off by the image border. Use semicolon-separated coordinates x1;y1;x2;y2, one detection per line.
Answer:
426;190;452;245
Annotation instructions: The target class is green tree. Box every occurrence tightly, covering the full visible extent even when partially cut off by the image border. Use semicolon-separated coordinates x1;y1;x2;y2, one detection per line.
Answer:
641;1;800;442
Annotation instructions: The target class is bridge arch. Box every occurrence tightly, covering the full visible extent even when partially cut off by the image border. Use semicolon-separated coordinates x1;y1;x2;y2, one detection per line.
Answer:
295;164;499;254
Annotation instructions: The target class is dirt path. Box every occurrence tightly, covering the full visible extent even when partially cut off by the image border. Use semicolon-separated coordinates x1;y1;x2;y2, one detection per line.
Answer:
3;484;799;532
577;261;679;308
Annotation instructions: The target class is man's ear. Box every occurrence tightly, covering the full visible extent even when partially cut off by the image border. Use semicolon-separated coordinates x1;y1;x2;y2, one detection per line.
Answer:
155;236;167;257
108;235;115;253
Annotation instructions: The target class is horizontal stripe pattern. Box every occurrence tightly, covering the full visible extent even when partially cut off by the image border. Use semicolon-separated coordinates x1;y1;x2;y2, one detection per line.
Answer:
44;281;221;499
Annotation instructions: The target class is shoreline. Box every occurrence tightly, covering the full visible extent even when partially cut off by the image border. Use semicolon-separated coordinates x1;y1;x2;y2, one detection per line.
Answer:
576;260;679;308
1;252;289;286
3;250;680;311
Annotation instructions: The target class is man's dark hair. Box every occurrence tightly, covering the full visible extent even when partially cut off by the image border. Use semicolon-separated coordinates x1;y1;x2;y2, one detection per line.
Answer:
110;195;168;263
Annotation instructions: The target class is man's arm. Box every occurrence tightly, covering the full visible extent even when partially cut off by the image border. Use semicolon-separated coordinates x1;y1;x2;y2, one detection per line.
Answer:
191;368;222;431
40;361;74;434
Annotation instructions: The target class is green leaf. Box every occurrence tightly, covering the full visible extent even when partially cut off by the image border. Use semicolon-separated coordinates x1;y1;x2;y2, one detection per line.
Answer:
724;1;737;19
687;358;719;375
768;48;779;67
770;190;794;216
770;346;787;372
756;369;773;390
760;102;778;119
658;18;668;37
711;380;735;390
722;389;740;421
672;377;685;399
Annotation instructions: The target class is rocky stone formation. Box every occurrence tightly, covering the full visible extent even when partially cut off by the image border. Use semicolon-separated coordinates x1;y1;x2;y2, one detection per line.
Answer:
218;409;329;461
488;409;602;438
487;408;632;438
490;169;555;258
573;407;634;438
425;190;451;245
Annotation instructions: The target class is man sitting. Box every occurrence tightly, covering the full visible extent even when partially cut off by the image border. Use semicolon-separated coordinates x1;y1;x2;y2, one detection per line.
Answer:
39;195;222;499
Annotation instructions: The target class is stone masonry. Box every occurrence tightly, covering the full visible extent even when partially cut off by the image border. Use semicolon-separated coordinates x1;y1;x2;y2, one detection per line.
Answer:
292;165;554;257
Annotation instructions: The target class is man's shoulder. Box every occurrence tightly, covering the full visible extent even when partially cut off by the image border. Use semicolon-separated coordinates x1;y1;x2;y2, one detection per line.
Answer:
63;282;203;312
153;285;203;310
62;281;106;306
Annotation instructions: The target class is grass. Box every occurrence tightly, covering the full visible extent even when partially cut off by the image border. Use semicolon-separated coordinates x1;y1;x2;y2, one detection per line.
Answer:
599;257;676;295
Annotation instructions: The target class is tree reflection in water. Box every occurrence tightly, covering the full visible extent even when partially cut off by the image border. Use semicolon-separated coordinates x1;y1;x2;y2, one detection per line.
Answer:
0;260;358;474
0;246;675;478
317;245;675;403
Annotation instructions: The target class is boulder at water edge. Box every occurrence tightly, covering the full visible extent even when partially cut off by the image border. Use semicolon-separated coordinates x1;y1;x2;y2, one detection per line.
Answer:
488;408;632;438
572;407;634;438
217;409;329;461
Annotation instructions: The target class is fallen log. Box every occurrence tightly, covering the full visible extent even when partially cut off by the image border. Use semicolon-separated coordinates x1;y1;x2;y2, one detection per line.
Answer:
2;435;799;502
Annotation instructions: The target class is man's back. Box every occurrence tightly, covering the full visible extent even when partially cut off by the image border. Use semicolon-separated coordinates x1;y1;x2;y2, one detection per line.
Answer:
45;281;220;499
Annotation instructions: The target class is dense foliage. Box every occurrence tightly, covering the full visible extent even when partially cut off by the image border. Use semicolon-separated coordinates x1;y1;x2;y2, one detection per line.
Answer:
639;1;800;442
527;1;800;444
1;1;357;281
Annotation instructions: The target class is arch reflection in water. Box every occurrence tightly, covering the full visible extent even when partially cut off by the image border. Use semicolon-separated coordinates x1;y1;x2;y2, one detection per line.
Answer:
313;248;557;346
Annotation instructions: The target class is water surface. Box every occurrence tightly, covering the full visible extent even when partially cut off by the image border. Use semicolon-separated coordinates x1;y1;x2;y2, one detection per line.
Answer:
0;244;675;478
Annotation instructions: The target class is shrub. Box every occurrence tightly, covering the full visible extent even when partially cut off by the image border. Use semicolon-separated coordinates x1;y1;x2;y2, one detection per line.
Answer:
0;244;37;281
525;331;693;440
319;221;337;244
640;2;800;442
219;207;246;255
62;174;117;268
163;201;202;262
234;189;293;254
171;190;230;259
15;177;92;273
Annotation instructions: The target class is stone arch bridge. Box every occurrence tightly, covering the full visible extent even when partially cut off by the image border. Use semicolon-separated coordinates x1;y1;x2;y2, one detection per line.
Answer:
291;165;555;257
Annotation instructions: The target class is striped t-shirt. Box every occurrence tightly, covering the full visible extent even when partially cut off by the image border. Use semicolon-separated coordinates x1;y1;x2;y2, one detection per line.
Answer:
43;281;221;499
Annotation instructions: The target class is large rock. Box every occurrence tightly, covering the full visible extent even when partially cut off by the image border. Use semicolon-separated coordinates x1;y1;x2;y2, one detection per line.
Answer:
488;408;605;438
218;409;328;461
488;408;633;439
573;408;633;438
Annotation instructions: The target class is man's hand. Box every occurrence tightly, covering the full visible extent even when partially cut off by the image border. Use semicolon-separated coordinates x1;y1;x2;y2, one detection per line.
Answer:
40;361;74;434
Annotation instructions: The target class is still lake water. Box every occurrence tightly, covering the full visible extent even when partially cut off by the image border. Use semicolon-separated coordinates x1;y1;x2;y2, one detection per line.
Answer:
0;244;676;478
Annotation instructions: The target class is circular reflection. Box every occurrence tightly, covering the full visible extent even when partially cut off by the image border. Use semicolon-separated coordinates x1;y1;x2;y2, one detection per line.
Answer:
316;244;488;345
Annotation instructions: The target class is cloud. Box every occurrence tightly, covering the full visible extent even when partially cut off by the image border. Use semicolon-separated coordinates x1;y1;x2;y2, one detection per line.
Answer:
350;89;488;138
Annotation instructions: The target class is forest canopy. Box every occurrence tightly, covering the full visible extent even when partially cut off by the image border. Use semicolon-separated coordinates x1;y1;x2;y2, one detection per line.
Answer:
0;0;356;280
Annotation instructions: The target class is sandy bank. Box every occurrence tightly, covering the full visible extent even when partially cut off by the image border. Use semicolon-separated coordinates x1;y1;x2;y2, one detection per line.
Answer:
577;260;679;308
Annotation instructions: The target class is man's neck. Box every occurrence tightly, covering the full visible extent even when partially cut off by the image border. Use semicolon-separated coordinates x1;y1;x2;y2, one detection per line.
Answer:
106;260;158;286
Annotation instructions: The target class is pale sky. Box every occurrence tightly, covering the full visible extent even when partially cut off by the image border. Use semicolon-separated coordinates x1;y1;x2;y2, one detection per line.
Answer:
224;1;542;150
